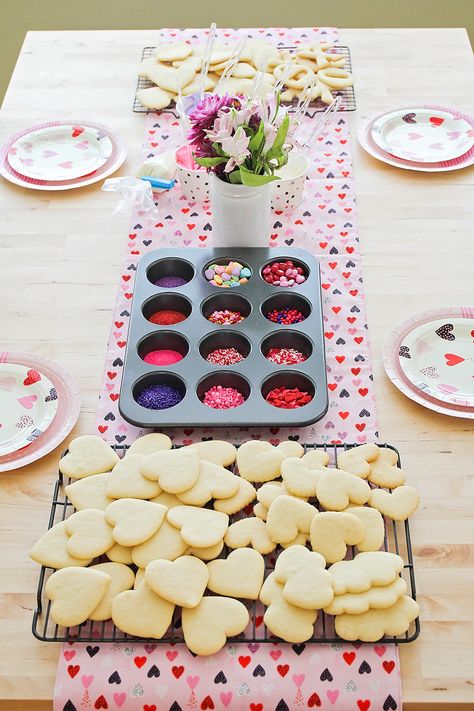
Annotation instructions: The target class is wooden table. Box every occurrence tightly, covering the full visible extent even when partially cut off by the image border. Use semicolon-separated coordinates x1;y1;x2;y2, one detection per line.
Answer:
0;28;473;711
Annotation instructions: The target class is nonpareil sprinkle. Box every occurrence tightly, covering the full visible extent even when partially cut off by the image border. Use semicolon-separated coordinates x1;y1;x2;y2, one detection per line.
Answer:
208;309;245;325
206;347;244;365
136;384;183;409
266;307;305;325
148;309;187;325
266;347;307;365
265;386;313;409
155;276;188;288
203;385;245;409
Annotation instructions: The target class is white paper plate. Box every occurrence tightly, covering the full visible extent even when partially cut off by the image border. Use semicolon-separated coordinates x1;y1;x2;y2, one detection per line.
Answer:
8;124;113;181
0;363;58;456
383;308;474;419
399;317;474;407
358;104;474;173
371;108;474;163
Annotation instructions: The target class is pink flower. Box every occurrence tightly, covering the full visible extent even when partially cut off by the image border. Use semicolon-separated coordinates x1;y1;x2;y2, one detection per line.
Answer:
221;127;250;172
187;94;239;148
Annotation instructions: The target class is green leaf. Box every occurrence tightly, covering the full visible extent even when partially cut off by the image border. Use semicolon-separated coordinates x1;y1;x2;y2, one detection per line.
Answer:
240;166;279;186
229;170;243;184
193;155;228;168
248;120;265;153
265;115;290;161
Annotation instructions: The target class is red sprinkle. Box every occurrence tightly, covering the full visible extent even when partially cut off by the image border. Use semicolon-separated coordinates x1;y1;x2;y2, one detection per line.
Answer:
266;307;305;325
265;386;313;409
143;349;184;366
206;347;244;365
203;385;245;409
149;309;187;325
266;347;307;365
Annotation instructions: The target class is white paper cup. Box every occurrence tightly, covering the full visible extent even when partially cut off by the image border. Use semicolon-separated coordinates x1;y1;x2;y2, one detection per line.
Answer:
174;144;211;202
271;152;310;210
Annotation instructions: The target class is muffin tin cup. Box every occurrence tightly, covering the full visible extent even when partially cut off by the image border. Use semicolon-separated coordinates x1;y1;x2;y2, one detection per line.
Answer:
119;248;328;427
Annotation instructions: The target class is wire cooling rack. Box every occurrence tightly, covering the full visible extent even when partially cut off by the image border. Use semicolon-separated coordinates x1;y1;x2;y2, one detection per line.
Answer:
32;442;419;645
133;46;356;115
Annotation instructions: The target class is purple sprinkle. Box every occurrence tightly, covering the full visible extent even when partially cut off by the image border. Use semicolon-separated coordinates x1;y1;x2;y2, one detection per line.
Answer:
136;384;183;410
155;276;187;288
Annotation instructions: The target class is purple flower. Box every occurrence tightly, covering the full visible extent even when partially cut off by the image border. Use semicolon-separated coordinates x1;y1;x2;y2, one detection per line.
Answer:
187;94;238;147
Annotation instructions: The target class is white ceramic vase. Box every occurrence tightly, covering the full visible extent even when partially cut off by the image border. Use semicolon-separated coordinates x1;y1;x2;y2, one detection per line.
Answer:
211;173;271;247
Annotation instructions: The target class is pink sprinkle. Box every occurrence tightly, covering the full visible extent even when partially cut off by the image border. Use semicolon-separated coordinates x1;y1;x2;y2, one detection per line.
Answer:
206;347;244;365
266;347;307;365
203;385;245;409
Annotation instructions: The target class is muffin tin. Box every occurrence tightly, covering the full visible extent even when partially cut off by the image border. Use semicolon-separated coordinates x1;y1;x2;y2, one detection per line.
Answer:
119;248;328;427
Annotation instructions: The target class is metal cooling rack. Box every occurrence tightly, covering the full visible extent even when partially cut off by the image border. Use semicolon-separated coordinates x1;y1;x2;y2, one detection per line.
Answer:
133;45;356;115
32;442;419;645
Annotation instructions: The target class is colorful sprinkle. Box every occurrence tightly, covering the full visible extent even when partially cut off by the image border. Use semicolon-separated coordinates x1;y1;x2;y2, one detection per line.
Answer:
203;385;245;409
143;350;184;366
155;276;188;288
206;347;244;365
208;309;245;325
265;386;313;409
205;261;251;288
266;347;307;365
266;307;306;325
148;309;187;325
262;260;306;287
136;384;183;409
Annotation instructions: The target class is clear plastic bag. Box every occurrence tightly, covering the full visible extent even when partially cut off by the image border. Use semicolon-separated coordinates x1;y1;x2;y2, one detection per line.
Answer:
101;177;159;218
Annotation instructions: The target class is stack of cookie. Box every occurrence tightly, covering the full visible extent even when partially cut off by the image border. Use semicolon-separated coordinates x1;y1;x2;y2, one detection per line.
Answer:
29;435;420;652
136;39;354;109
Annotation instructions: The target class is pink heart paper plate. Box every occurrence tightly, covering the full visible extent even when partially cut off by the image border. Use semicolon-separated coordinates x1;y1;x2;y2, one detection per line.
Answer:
0;363;58;456
0;120;127;191
383;307;474;419
358;104;474;172
0;352;81;472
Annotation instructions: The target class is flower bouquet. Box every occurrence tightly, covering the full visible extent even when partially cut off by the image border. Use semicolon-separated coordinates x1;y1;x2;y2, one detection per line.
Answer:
186;93;296;245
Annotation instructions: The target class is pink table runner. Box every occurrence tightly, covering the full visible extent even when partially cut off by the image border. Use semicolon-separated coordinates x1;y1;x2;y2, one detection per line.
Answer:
55;27;401;711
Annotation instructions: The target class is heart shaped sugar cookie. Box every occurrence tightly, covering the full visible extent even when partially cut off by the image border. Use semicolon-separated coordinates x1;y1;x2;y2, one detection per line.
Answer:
182;596;249;655
266;495;317;544
335;595;419;642
141;448;200;493
150;492;183;508
345;505;385;551
65;509;114;559
336;443;380;478
187;540;224;560
106;542;133;565
301;449;330;469
45;567;111;627
105;454;162;500
274;544;334;609
134;568;145;589
177;460;239;506
236;441;285;482
167;506;228;548
105;499;167;546
316;470;371;511
329;551;404;595
207;548;265;599
276;440;304;458
368;447;406;489
253;502;268;521
112;580;174;638
146;555;208;608
155;41;193;62
185;440;237;467
257;482;308;508
260;573;317;643
126;433;172;456
29;520;92;569
281;458;323;497
147;64;195;93
132;519;188;568
280;532;308;548
324;575;407;615
65;473;114;512
310;511;365;563
213;477;257;515
89;562;135;621
369;485;420;521
224;516;276;554
59;435;119;479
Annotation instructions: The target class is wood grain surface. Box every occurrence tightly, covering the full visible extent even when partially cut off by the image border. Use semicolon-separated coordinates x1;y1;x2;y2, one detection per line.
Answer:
0;28;473;710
